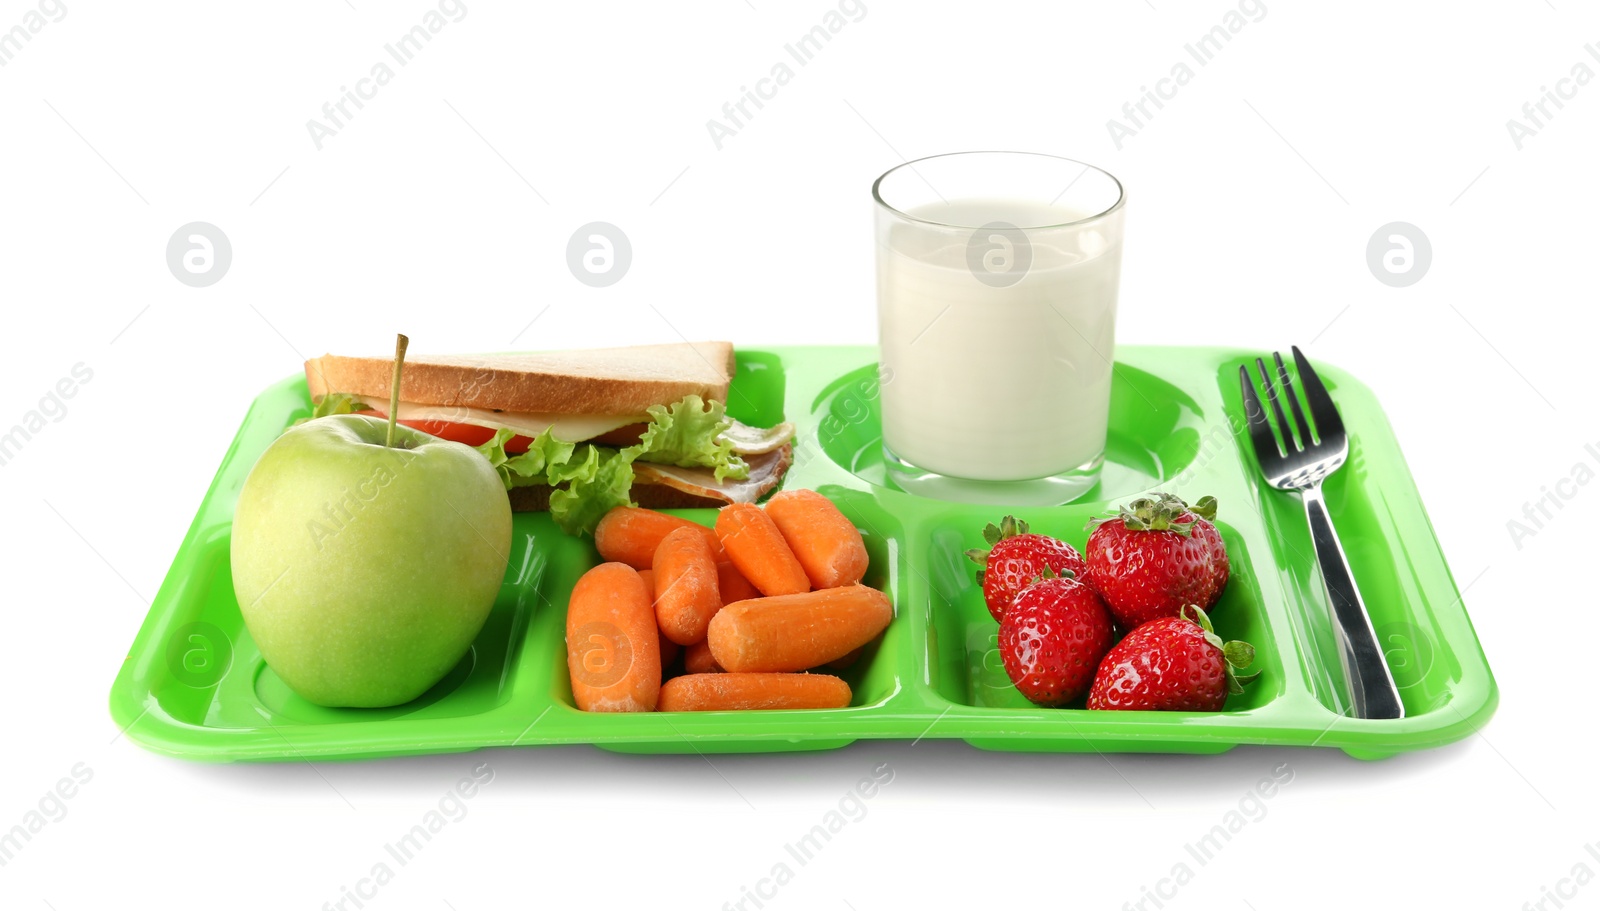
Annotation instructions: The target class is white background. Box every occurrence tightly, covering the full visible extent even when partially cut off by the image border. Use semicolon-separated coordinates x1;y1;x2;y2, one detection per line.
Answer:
0;1;1593;908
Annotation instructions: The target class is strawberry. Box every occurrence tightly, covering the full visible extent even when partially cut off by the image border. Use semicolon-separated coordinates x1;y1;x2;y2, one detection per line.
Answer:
965;516;1088;621
1086;606;1258;711
998;574;1115;707
1084;493;1230;631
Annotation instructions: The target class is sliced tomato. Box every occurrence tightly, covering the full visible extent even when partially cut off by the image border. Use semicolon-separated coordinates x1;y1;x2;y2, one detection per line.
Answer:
369;413;534;453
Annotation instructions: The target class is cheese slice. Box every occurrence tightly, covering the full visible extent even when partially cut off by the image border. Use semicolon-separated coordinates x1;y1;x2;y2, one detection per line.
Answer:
356;397;645;443
721;419;797;455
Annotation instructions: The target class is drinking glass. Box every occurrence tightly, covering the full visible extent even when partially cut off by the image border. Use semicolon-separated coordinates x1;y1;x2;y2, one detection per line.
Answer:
873;151;1125;504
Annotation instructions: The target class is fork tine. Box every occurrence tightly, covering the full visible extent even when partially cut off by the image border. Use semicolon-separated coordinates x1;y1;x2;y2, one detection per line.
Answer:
1273;351;1315;447
1238;364;1284;462
1255;357;1297;453
1291;346;1344;437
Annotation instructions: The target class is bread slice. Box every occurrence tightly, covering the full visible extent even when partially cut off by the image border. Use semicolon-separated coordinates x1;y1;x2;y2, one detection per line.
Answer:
305;341;736;416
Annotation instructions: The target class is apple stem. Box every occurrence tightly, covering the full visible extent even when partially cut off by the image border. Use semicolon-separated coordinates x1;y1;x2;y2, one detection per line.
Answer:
386;333;409;449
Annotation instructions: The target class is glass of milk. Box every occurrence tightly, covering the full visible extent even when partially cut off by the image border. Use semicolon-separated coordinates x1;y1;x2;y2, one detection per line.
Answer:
873;152;1125;504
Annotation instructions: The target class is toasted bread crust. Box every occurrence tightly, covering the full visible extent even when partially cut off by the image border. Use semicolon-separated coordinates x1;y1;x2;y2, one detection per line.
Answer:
305;342;735;416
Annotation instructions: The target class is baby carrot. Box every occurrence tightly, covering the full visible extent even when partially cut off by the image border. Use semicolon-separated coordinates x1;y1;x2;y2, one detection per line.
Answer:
565;562;661;712
715;560;760;605
658;673;852;711
708;584;892;673
764;489;869;589
638;569;655;591
683;640;723;675
714;503;809;597
595;507;723;570
653;525;723;646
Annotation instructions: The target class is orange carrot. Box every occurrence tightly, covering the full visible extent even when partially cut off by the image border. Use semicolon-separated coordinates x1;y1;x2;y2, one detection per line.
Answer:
595;507;722;570
653;525;723;646
683;640;724;675
565;563;661;712
714;503;809;597
708;584;892;673
716;560;760;605
638;569;655;591
658;673;852;711
764;489;869;589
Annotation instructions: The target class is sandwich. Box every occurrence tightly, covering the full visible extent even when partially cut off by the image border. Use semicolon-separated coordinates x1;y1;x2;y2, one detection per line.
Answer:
302;341;795;535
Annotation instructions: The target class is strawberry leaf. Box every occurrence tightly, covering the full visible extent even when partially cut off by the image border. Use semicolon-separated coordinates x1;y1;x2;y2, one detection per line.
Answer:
1222;640;1255;669
1181;604;1214;635
1221;639;1258;695
1088;492;1215;536
1029;564;1077;586
976;515;1032;559
1228;669;1262;694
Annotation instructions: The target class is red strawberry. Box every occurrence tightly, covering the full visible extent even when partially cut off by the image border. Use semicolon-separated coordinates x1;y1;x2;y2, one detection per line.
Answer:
966;516;1088;621
998;574;1115;707
1085;493;1230;630
1086;606;1258;711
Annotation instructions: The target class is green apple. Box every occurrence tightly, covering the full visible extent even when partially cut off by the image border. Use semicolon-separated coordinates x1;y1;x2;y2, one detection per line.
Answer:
230;413;511;707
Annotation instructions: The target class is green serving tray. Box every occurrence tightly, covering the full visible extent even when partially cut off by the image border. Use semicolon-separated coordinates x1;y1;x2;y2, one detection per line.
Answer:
108;345;1497;761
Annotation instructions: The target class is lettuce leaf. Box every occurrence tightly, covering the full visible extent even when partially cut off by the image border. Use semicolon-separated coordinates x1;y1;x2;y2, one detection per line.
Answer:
300;392;373;424
473;427;577;488
464;394;749;536
548;446;638;538
472;429;638;534
628;395;748;483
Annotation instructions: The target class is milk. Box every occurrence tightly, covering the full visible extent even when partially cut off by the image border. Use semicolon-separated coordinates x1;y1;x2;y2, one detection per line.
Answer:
876;198;1123;482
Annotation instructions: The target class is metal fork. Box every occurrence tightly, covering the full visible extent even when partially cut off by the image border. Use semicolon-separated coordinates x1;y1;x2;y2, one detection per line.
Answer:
1239;346;1404;720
